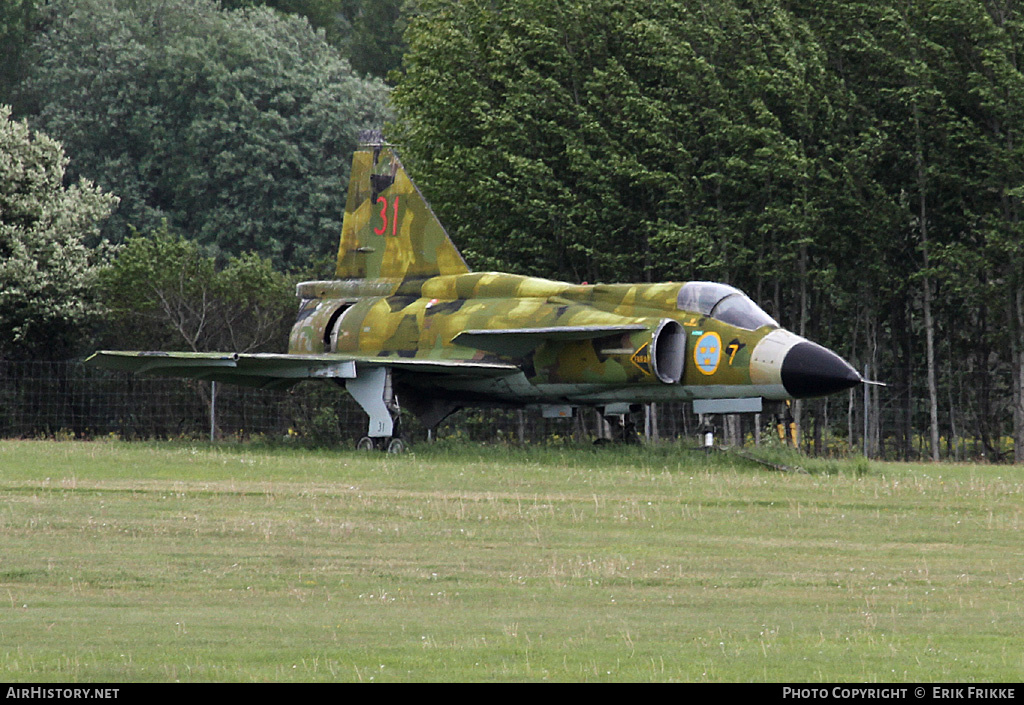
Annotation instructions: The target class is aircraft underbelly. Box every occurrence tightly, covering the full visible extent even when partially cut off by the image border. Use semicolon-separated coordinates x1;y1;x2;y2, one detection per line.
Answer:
559;383;788;404
399;370;538;401
399;369;788;406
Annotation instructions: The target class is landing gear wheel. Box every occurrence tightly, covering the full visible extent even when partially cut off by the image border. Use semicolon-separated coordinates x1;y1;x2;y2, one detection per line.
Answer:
356;436;377;451
385;438;407;454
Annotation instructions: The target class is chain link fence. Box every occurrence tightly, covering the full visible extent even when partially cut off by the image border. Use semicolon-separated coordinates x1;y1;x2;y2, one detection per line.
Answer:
0;360;696;445
0;360;1015;461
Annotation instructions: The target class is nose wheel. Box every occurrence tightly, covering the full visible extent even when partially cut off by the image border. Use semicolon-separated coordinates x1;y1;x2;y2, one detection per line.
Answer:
598;404;642;445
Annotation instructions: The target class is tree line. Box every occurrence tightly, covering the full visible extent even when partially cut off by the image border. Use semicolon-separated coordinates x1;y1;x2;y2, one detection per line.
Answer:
1;0;388;360
1;0;1021;461
391;0;1024;462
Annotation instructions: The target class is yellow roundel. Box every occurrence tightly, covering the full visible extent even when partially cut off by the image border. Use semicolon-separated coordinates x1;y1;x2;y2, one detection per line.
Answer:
694;331;722;375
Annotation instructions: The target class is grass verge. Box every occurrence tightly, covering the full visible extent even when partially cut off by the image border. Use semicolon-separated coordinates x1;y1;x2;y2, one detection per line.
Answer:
1;439;1021;682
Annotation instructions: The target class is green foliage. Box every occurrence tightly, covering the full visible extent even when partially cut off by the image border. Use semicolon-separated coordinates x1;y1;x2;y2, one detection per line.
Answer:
0;105;118;360
335;0;407;80
0;0;42;106
20;0;390;269
97;226;295;353
217;0;407;79
788;0;1024;458
392;1;863;307
392;0;1024;458
3;0;1020;458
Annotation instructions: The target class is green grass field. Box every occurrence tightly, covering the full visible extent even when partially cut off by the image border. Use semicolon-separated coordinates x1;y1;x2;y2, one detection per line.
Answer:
1;439;1021;682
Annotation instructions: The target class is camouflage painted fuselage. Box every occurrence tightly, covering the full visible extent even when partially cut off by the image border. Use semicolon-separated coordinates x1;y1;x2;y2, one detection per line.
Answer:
288;272;785;407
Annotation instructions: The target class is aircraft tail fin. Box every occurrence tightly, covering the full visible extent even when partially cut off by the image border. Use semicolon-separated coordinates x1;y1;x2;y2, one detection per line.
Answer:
336;131;469;280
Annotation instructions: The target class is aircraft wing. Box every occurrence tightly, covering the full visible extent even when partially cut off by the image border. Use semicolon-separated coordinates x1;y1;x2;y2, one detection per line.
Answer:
452;325;648;357
85;351;520;390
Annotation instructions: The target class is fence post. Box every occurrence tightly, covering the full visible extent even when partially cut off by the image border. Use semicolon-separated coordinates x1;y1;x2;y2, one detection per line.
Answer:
210;381;217;442
863;364;869;458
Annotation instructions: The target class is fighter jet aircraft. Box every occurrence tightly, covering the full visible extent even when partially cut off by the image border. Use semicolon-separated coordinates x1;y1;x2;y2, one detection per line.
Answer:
87;132;863;451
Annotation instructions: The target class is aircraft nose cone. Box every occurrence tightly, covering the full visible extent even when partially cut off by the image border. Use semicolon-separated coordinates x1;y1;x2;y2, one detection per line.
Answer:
781;342;861;398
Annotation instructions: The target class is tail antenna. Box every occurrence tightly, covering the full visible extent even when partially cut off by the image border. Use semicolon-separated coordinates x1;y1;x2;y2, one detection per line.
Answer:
358;128;388;147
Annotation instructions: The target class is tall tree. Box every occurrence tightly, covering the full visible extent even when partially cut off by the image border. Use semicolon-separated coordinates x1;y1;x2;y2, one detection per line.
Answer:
333;0;407;79
217;0;407;79
398;2;802;285
20;0;390;269
393;0;1024;459
0;0;42;107
788;0;1024;459
0;105;118;360
97;227;295;354
393;0;870;345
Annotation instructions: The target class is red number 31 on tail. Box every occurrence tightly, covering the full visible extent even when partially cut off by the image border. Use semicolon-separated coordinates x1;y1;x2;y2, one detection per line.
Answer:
374;195;400;236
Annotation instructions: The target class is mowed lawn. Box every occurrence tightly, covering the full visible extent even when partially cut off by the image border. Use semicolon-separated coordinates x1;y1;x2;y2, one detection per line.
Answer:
0;439;1021;682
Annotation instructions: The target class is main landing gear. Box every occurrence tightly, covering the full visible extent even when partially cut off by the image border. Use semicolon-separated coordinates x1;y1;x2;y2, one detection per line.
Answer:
355;436;407;453
346;367;406;453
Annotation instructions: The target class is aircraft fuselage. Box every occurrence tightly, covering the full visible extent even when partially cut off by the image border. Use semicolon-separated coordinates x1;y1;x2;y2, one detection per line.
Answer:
288;273;858;410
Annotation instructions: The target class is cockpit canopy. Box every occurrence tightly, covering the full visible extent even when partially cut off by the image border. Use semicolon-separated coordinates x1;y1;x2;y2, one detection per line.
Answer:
676;282;779;331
